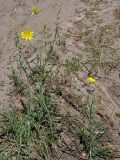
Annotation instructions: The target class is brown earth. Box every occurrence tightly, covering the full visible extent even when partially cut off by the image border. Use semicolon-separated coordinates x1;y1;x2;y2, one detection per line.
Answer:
0;0;120;159
0;0;80;109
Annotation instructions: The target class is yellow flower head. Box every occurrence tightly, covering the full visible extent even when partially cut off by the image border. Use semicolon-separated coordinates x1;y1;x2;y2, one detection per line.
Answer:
20;29;34;41
32;6;40;15
87;77;96;84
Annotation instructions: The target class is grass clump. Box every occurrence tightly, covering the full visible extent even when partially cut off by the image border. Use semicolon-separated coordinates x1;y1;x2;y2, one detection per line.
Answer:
0;24;62;160
77;95;119;160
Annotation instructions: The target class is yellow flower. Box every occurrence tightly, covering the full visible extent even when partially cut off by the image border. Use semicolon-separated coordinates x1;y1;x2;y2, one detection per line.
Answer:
32;6;40;15
20;29;34;41
87;77;96;84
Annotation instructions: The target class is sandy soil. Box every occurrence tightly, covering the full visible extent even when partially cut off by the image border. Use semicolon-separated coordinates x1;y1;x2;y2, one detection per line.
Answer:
0;0;120;129
0;0;119;121
0;0;120;159
0;0;80;108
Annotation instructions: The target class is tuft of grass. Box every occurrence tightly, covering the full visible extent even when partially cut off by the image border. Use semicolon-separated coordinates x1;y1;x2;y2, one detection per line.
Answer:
9;69;25;94
0;20;62;160
64;57;81;74
77;95;116;160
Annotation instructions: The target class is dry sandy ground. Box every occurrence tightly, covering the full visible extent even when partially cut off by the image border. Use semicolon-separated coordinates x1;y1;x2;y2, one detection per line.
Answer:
0;0;120;159
0;0;80;108
0;0;120;129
